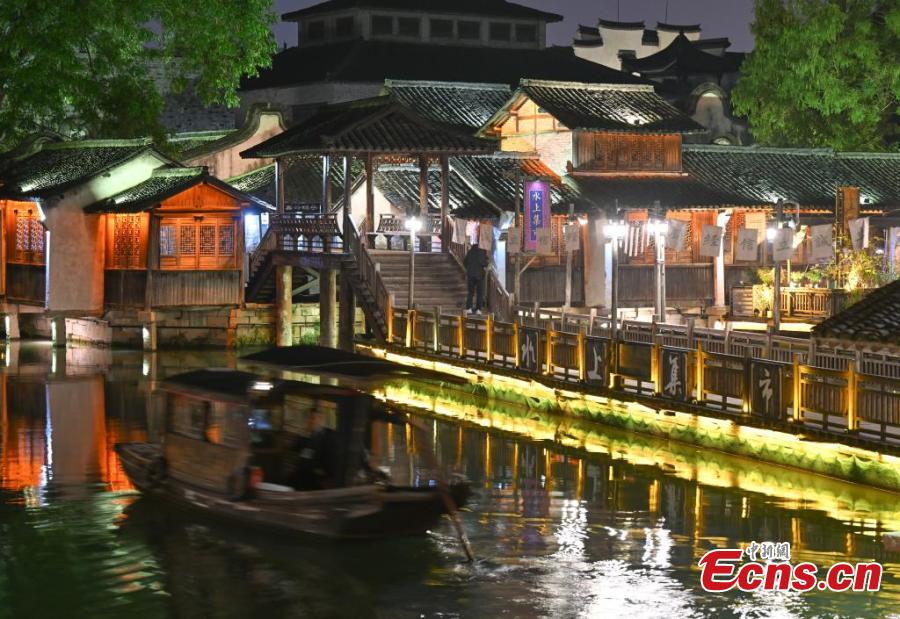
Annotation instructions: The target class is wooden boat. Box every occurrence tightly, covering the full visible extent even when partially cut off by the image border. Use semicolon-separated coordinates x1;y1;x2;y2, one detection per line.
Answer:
115;369;470;539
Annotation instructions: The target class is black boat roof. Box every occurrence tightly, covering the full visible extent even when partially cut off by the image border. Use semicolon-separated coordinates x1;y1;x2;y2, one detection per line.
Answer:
163;368;364;400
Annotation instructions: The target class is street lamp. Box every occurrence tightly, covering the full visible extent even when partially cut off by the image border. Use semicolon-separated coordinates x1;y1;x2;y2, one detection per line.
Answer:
405;216;422;309
646;205;669;323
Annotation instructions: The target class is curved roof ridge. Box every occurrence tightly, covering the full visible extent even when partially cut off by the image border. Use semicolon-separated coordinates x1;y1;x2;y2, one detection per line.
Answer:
597;18;645;29
519;78;654;92
656;22;701;32
385;78;510;91
683;144;835;156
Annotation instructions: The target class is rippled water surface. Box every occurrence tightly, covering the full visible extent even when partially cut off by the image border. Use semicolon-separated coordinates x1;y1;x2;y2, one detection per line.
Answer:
1;342;899;618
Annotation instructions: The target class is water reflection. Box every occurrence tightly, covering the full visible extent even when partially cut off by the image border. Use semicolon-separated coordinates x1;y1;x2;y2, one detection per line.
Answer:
0;342;898;618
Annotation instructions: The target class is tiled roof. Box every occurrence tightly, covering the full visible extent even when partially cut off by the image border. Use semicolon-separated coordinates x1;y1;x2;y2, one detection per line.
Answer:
451;153;586;212
656;22;701;32
282;0;562;22
681;145;839;207
168;130;235;157
813;280;900;344
0;138;160;199
84;167;273;213
384;80;511;132
498;79;706;134
374;164;499;219
597;18;645;30
572;174;733;209
242;40;643;91
227;158;363;211
242;97;496;158
835;153;900;209
622;33;743;75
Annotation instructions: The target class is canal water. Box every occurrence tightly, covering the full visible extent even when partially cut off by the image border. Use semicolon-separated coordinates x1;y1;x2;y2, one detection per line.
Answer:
1;342;898;619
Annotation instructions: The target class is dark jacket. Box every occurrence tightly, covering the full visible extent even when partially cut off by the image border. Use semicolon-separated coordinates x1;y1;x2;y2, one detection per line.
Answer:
463;245;489;280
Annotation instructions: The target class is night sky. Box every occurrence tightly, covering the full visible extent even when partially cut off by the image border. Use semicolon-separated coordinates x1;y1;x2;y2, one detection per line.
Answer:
271;0;756;51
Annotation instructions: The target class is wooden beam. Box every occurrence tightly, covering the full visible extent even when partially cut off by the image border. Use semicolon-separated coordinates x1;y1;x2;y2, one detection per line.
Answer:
322;155;332;213
440;154;450;252
365;153;375;242
343;155;353;239
418;155;428;217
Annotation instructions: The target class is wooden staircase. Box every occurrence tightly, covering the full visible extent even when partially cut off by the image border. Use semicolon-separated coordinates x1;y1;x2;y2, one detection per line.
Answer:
366;250;467;311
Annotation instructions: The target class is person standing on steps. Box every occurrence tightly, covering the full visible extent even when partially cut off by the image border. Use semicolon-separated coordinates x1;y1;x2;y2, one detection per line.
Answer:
463;241;489;314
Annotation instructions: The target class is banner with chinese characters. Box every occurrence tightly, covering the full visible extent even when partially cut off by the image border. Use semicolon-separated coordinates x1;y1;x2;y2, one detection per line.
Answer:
582;336;609;386
524;180;550;251
563;223;580;252
660;348;689;401
698;225;724;257
735;228;759;261
750;361;783;420
518;327;541;373
536;227;553;256
665;218;687;252
772;228;794;262
849;217;869;250
809;224;833;261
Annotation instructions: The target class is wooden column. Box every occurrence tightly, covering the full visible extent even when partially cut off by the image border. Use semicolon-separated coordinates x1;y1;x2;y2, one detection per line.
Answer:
418;155;428;217
343;155;353;238
365;153;375;243
339;277;355;352
319;268;337;348
440;155;450;251
275;264;293;347
322;155;332;212
275;157;286;214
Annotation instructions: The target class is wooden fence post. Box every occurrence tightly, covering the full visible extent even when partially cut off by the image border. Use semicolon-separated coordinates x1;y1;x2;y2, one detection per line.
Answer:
458;312;465;358
695;343;704;403
485;313;494;363
386;294;394;343
792;353;802;422
545;329;554;376
652;342;661;394
433;307;440;353
577;329;585;382
513;321;520;367
742;350;752;414
847;360;858;432
406;309;415;349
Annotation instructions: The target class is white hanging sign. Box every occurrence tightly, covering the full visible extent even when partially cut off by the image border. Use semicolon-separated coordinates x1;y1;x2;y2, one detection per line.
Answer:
536;227;553;256
773;228;794;262
809;224;834;261
563;223;580;252
452;218;467;244
478;222;493;250
849;217;869;250
734;228;759;261
507;227;521;255
698;224;724;257
664;219;687;252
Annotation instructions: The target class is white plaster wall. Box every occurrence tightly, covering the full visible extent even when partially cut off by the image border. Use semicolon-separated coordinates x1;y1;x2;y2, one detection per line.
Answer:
45;151;167;313
186;112;284;179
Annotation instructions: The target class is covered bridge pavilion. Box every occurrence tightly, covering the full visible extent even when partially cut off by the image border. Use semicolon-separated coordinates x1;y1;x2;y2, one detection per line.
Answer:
241;96;496;349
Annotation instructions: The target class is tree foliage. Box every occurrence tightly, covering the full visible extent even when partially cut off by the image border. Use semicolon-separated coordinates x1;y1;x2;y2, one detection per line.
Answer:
733;0;900;151
0;0;276;149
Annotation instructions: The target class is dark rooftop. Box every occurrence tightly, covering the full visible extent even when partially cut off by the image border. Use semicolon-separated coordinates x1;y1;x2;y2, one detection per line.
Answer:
241;39;643;92
374;163;499;219
813;280;900;345
492;79;706;134
835;153;900;209
384;80;512;132
656;22;701;32
0;139;162;200
282;0;562;23
573;175;733;209
622;33;744;75
228;158;363;210
597;18;645;30
242;97;496;158
84;166;273;214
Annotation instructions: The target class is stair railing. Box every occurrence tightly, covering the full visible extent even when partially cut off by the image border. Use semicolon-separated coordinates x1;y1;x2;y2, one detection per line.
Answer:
449;239;512;321
349;218;392;337
248;226;277;282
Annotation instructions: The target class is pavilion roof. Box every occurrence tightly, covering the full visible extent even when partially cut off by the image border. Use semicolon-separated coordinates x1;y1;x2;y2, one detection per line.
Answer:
813;279;900;345
227;158;364;211
282;0;563;22
0;138;165;200
374;164;499;219
84;166;273;213
483;79;706;135
621;33;743;75
242;97;497;159
383;80;512;133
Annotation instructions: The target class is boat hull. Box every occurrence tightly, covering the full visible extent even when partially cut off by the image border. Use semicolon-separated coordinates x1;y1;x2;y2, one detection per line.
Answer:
115;442;469;539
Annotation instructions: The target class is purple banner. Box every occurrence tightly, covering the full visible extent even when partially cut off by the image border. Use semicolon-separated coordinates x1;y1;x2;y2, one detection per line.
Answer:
524;180;550;251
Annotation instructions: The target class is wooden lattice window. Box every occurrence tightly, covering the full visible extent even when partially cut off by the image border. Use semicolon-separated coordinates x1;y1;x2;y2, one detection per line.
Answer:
110;214;143;269
159;215;238;270
12;207;44;264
